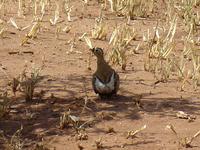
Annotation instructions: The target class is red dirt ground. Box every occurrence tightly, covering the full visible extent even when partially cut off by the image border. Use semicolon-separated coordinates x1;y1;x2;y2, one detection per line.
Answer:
0;0;200;150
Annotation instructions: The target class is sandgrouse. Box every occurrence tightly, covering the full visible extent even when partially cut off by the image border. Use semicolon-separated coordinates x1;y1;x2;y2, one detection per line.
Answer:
91;47;119;99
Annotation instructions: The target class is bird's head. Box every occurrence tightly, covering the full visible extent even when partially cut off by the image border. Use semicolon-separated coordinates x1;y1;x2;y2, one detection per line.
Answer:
90;47;104;58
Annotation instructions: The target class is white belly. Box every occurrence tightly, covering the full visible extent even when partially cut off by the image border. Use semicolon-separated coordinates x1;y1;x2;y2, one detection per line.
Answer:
95;73;115;94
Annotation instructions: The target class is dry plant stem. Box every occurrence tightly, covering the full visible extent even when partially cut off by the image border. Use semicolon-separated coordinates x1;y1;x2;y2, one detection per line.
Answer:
81;78;89;113
0;0;5;14
84;36;93;49
67;6;73;22
0;0;7;15
10;126;24;150
40;0;47;19
18;0;24;17
21;21;40;46
59;111;69;129
81;1;86;16
180;71;191;91
109;23;136;70
66;34;76;54
83;36;93;70
166;124;200;148
108;0;154;19
144;17;177;81
0;89;11;119
50;1;59;25
18;62;44;102
177;24;200;90
55;26;61;39
92;8;108;40
127;125;147;139
166;124;178;136
27;21;40;38
0;27;4;38
63;25;71;33
59;110;84;132
24;80;34;102
191;130;200;143
78;32;87;41
103;0;107;10
12;78;20;96
9;18;20;30
34;0;38;16
63;0;73;22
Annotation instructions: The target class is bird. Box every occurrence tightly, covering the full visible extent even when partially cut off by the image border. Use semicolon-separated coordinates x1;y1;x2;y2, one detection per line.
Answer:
91;47;119;99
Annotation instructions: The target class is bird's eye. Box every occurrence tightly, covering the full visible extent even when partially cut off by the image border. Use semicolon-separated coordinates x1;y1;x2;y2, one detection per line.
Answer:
94;48;103;55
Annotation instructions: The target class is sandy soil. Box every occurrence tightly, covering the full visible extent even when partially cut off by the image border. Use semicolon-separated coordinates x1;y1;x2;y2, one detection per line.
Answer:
0;0;200;150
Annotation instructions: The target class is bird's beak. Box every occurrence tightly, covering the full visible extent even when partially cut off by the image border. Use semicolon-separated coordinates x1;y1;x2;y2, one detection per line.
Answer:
90;47;95;53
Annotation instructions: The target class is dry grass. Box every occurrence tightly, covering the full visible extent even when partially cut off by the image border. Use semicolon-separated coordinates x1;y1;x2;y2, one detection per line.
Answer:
108;0;154;23
109;23;136;70
166;124;200;148
59;110;81;132
17;62;44;102
144;17;177;82
127;125;147;139
92;9;108;40
0;126;24;150
0;89;10;119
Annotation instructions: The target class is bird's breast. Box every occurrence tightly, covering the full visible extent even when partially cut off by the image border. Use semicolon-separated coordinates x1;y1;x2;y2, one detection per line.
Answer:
94;73;115;94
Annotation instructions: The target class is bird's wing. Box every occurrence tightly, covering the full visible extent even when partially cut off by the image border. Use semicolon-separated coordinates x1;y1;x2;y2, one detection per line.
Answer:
92;75;98;94
106;72;115;89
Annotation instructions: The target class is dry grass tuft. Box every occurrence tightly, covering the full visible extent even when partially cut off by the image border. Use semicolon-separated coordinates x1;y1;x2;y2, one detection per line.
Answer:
0;89;11;119
166;124;200;148
92;9;108;40
109;23;136;70
108;0;154;23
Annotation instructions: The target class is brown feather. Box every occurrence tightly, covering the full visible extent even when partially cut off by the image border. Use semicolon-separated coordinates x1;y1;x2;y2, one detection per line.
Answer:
91;47;120;97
